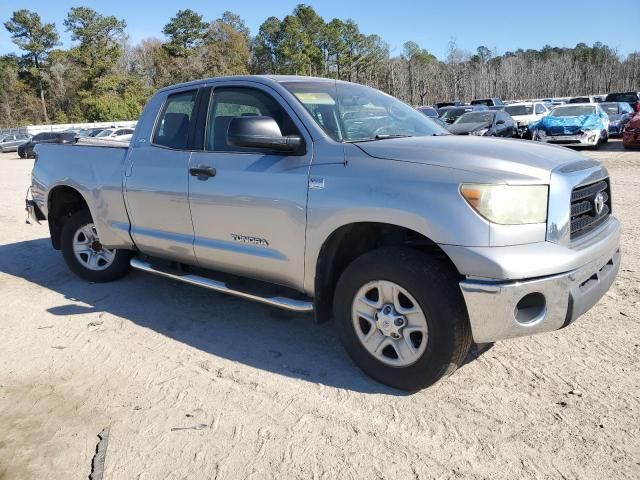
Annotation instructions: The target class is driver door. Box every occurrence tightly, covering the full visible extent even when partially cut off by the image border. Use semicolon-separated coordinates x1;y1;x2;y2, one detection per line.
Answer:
188;84;313;290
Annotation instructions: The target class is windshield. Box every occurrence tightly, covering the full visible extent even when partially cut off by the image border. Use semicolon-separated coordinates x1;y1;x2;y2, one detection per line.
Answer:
505;105;533;116
600;103;620;115
95;129;114;137
283;81;448;141
440;107;474;123
550;105;596;117
454;111;495;124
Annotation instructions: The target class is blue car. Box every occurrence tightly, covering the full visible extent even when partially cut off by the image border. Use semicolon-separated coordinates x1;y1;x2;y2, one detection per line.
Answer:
530;104;610;148
600;102;635;137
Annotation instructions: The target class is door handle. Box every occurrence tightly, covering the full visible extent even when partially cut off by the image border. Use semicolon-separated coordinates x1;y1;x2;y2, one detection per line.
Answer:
189;165;216;179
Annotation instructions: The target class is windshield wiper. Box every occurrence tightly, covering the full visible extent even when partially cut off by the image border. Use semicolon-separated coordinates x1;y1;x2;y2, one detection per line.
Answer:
374;134;413;140
346;134;413;143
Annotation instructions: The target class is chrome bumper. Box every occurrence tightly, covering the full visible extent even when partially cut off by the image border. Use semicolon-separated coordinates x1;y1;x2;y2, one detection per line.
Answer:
457;224;621;343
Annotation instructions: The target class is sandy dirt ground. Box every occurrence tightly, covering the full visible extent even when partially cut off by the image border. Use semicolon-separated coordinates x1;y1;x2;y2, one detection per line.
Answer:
0;141;639;480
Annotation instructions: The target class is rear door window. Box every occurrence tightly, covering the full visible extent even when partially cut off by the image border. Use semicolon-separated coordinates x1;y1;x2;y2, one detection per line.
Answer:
153;90;197;150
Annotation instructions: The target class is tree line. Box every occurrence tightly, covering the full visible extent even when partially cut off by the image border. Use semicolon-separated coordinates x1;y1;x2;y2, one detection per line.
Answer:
1;4;638;128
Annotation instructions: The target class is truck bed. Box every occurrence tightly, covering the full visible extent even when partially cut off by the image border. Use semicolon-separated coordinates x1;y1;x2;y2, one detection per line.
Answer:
31;142;134;250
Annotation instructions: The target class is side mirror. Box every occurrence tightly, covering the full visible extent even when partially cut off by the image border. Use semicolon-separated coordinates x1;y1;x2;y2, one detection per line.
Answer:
227;116;303;153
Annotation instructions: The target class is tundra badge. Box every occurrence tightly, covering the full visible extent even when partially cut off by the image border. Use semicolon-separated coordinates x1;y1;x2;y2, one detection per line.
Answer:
231;234;269;247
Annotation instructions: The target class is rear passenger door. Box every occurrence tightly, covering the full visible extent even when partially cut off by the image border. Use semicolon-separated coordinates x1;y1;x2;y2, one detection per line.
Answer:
187;83;312;290
124;88;201;263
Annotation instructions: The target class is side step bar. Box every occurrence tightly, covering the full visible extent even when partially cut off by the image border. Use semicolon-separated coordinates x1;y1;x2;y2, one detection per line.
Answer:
130;257;314;313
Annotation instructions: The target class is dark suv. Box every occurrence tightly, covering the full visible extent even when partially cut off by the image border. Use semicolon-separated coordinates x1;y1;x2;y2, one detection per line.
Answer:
470;98;505;110
17;132;76;159
604;92;640;114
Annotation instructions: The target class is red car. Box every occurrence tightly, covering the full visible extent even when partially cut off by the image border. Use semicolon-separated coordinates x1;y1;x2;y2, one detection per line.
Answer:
623;114;640;149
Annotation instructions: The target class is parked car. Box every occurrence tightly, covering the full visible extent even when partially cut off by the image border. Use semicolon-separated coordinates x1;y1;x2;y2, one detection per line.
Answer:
604;92;640;114
18;132;77;158
415;106;439;118
436;105;455;117
440;105;489;124
95;127;135;141
470;98;504;110
622;114;640;149
447;110;515;137
434;101;464;109
75;128;106;139
567;96;600;104
530;103;609;148
28;75;620;391
504;102;550;138
0;133;31;153
600;102;635;137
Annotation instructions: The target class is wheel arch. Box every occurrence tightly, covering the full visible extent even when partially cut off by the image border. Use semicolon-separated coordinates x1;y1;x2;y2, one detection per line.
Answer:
47;185;93;250
313;221;461;323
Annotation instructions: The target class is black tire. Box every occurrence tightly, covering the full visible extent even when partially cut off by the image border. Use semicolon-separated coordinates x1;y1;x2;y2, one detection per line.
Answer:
61;210;132;282
334;247;472;391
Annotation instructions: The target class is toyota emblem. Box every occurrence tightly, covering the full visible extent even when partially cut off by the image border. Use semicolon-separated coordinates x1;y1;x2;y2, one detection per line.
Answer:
594;192;605;215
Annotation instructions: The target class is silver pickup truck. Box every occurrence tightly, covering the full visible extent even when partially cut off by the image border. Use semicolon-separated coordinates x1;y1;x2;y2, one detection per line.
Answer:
27;76;621;390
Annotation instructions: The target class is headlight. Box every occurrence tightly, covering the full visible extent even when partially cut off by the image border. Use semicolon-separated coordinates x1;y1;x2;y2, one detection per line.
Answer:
460;184;548;224
470;128;489;136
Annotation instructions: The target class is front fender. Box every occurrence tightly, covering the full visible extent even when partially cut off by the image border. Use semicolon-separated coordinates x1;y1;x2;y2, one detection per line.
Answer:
302;149;497;294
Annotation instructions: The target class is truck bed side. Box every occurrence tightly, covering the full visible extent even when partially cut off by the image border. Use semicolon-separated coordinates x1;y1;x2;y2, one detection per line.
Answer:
31;143;135;250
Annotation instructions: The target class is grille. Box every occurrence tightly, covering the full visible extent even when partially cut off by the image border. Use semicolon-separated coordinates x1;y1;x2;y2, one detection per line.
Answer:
570;179;611;239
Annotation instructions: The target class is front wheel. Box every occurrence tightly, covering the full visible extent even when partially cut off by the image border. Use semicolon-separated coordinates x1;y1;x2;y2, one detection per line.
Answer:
334;247;472;391
61;210;133;282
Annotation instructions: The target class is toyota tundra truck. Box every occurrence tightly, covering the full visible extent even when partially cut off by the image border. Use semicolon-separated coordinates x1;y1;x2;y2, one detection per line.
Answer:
26;76;621;391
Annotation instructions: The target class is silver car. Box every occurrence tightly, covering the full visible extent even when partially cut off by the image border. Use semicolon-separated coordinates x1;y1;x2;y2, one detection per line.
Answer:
0;133;31;152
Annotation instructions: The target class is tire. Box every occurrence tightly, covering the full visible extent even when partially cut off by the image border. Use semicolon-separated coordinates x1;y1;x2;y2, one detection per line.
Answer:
61;210;132;282
334;247;472;391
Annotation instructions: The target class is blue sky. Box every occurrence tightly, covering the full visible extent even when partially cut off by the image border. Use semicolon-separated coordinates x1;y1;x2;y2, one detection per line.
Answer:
0;0;635;60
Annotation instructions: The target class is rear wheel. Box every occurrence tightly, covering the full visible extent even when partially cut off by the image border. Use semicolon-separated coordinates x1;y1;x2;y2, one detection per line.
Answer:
61;210;132;282
334;247;472;391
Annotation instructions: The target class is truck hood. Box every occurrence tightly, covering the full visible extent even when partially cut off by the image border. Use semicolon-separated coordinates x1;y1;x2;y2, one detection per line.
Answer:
354;135;597;183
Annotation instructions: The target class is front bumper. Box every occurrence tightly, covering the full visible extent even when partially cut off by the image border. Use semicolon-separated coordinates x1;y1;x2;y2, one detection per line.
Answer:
623;129;640;147
536;131;601;146
608;125;623;137
448;218;621;343
25;198;45;224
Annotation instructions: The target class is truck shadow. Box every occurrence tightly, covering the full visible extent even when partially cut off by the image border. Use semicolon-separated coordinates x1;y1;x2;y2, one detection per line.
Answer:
0;237;488;394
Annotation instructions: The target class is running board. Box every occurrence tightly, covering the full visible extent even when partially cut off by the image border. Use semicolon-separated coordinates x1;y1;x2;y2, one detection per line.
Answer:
130;257;314;313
